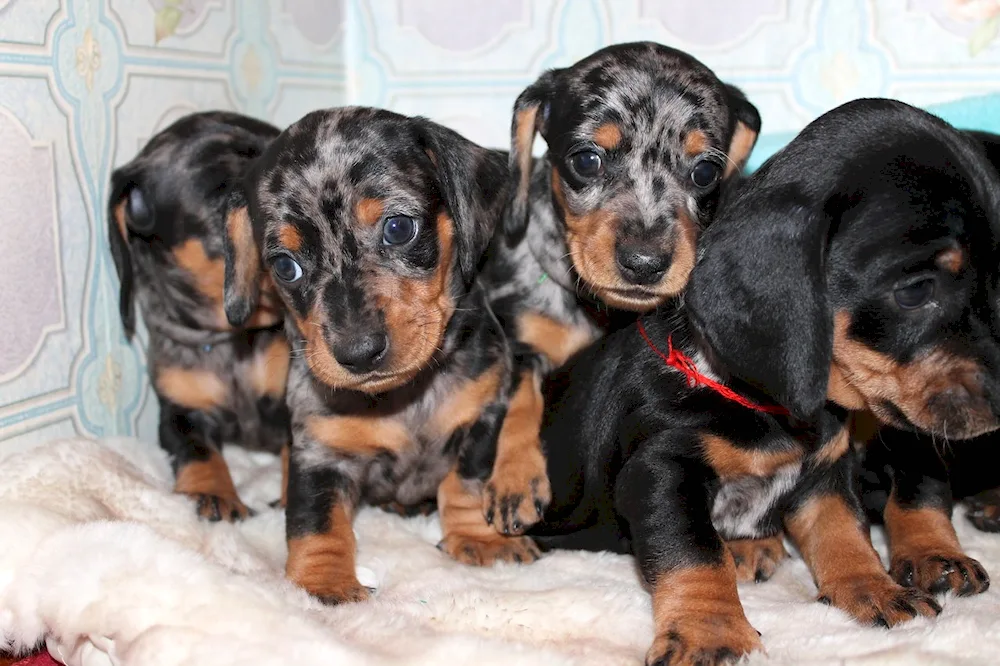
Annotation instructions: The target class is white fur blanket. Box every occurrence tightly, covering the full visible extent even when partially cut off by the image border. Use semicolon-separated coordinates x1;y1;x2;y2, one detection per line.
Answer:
1;438;999;666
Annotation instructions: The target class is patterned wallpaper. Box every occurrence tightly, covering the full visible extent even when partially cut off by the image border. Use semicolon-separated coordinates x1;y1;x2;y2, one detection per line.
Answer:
3;0;1000;452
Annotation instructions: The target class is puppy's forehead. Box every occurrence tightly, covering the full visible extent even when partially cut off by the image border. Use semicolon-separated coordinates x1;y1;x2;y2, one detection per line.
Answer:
564;45;730;140
254;108;433;220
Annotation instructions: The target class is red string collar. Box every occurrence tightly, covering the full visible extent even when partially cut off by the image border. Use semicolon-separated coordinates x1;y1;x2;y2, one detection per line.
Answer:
637;320;789;416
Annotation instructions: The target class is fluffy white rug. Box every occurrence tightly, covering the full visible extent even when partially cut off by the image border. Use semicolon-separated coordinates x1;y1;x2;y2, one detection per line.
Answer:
1;438;999;666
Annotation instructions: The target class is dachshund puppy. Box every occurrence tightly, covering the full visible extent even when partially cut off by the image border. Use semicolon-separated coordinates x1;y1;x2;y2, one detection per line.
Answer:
108;111;290;521
223;108;521;603
480;42;761;538
855;128;1000;597
525;99;1000;665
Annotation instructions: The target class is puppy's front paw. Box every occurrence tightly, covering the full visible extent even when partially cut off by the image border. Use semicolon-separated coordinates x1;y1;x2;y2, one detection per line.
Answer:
891;551;990;596
185;492;253;522
646;616;763;666
482;457;551;535
314;580;372;606
727;535;788;583
438;532;541;566
966;489;1000;533
818;575;941;627
377;499;438;517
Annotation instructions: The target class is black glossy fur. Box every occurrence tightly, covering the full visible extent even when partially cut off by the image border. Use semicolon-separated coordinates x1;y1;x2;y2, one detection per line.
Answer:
526;99;1000;665
856;129;1000;601
107;111;289;521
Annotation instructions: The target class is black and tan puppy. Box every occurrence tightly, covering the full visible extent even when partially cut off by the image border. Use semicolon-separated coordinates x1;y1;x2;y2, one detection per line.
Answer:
855;128;1000;597
524;99;1000;665
223;107;522;603
480;42;761;537
108;111;291;521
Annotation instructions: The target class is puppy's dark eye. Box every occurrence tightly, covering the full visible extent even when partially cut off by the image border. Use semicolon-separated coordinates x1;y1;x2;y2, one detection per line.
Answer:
272;254;303;283
894;278;935;309
569;150;603;179
382;215;417;246
126;187;155;234
691;160;721;189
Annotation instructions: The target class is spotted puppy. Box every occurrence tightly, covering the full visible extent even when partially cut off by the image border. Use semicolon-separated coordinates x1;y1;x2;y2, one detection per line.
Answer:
529;99;1000;665
108;111;291;521
223;108;519;603
479;42;761;538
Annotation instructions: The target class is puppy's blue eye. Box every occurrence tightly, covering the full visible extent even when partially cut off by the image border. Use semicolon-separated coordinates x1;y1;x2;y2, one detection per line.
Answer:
382;215;417;246
569;150;603;179
894;278;935;310
691;160;721;189
272;254;302;283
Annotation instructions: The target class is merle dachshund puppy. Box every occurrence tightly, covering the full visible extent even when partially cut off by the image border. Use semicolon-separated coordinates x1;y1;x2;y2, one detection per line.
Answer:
523;99;1000;665
479;42;761;540
222;108;525;604
108;111;290;521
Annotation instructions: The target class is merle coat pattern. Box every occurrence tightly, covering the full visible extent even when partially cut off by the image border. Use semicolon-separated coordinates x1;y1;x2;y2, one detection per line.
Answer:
222;107;532;604
108;111;290;521
478;42;762;537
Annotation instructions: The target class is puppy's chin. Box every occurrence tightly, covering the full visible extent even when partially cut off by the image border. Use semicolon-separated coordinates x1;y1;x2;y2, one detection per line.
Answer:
870;398;1000;441
347;366;427;395
591;285;664;312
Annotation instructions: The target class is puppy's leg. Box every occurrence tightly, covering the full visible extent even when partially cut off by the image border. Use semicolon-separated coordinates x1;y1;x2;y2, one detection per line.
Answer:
785;450;940;627
616;440;762;666
726;535;788;583
285;452;369;604
482;368;551;535
882;434;989;595
438;405;541;565
161;403;251;522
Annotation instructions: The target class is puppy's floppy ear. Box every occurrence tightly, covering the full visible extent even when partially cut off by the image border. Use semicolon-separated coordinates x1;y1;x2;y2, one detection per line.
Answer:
414;118;509;284
107;166;154;340
722;84;761;179
507;68;561;239
222;186;262;327
687;184;833;422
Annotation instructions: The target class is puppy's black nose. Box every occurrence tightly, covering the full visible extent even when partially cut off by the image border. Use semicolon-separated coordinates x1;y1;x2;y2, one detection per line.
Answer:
333;332;388;374
615;244;670;285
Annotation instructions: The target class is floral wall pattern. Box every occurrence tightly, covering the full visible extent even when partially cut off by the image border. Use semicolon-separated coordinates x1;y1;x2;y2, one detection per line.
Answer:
3;0;1000;452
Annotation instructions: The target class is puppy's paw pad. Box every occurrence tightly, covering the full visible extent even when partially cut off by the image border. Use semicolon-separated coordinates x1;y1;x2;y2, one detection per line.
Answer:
438;533;541;566
728;536;788;583
891;552;990;596
819;576;941;627
185;492;253;522
966;491;1000;533
646;618;763;666
483;469;551;536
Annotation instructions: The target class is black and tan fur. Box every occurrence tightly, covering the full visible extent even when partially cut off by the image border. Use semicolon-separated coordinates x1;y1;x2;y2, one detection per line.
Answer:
108;111;291;520
223;107;527;604
526;99;1000;665
853;128;1000;599
479;42;761;536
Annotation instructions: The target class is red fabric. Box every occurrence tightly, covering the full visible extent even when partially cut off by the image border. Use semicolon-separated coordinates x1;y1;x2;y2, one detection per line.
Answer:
11;652;61;666
637;320;790;416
